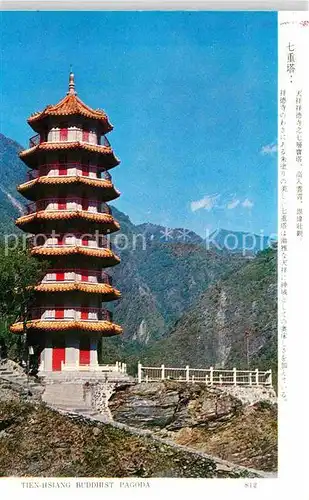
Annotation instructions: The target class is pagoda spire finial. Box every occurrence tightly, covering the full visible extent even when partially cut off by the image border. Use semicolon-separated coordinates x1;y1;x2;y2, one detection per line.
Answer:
67;70;77;96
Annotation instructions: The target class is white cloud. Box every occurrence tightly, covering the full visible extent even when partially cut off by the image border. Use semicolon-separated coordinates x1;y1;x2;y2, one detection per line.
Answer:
260;143;278;155
227;199;240;210
242;198;254;209
190;194;219;212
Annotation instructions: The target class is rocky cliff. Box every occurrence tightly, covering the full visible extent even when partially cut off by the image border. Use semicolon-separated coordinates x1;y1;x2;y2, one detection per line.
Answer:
109;381;277;472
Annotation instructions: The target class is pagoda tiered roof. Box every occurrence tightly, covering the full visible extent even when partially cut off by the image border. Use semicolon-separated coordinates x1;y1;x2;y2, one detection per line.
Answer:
10;319;122;335
34;282;121;299
19;141;120;168
28;93;113;134
16;211;120;233
17;176;120;202
30;245;120;264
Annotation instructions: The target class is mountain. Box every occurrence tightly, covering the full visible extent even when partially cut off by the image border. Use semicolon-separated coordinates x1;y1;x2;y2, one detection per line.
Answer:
138;247;277;380
135;222;204;245
136;224;275;255
206;228;275;255
109;207;246;345
0;133;25;234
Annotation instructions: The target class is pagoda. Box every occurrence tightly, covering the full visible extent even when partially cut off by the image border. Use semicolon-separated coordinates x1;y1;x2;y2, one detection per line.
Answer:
10;72;122;373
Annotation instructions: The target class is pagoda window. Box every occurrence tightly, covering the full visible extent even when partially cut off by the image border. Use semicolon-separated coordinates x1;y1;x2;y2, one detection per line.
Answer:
59;154;67;176
65;307;75;320
60;126;68;141
68;127;78;142
89;165;96;178
80;307;90;321
82;129;90;142
82;164;89;177
58;198;67;210
66;271;75;282
82;198;89;211
89;131;97;144
48;128;60;142
49;160;58;176
81;270;89;282
88;271;96;283
82;235;89;246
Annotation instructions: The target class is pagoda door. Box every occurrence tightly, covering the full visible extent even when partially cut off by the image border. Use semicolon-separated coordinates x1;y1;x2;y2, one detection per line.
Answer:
52;337;65;371
79;337;90;366
56;271;65;282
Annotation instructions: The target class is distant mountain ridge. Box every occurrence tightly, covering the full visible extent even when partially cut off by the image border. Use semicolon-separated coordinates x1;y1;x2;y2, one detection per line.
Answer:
135;223;274;255
206;228;275;255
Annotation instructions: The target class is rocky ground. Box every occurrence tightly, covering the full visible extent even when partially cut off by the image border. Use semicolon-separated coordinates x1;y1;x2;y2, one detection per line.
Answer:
109;381;277;472
0;362;277;477
0;399;257;478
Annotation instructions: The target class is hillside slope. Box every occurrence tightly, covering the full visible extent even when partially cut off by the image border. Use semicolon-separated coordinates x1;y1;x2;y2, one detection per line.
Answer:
0;133;25;234
109;210;246;345
139;247;277;375
0;400;257;478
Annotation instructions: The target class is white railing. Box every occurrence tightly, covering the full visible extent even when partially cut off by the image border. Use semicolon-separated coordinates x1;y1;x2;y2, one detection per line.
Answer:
137;363;272;387
61;361;127;373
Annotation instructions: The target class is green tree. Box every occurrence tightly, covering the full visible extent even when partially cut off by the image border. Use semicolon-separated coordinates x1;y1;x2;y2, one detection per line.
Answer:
0;239;48;362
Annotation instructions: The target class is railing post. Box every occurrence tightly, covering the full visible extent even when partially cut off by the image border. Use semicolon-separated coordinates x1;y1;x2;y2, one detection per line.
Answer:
161;364;165;381
210;366;214;386
219;374;222;386
249;372;252;386
124;363;127;374
268;369;272;386
137;361;142;383
255;368;259;385
233;367;237;386
186;365;189;382
192;375;195;384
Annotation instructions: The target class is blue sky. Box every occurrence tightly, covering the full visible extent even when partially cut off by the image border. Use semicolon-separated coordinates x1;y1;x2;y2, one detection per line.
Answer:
0;11;277;237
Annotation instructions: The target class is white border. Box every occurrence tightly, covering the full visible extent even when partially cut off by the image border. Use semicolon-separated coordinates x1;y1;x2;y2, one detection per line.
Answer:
0;0;308;11
0;9;309;500
278;9;309;491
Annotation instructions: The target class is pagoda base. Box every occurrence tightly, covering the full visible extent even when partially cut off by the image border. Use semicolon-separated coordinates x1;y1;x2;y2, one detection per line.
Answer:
38;368;133;384
40;371;134;416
